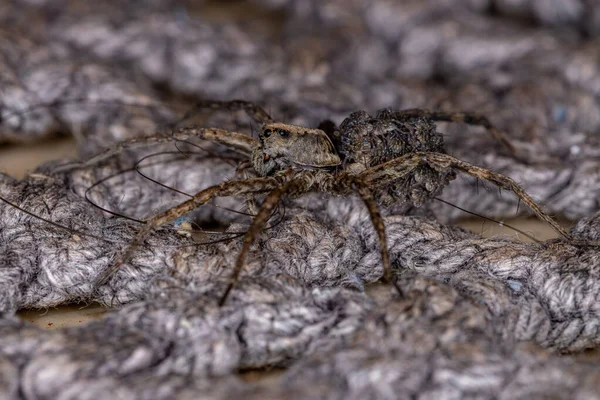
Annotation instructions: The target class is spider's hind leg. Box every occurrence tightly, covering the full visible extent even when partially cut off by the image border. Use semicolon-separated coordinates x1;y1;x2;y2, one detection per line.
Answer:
427;153;573;240
392;109;515;154
360;152;572;241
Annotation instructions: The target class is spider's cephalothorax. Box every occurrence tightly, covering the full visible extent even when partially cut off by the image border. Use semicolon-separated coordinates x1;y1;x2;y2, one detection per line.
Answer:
251;122;341;176
338;109;455;206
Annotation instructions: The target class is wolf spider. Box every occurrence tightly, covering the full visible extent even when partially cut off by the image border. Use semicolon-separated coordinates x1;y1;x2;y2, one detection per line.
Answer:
51;99;578;306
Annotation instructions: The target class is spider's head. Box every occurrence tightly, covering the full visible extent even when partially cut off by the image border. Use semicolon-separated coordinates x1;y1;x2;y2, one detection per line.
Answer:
251;122;341;176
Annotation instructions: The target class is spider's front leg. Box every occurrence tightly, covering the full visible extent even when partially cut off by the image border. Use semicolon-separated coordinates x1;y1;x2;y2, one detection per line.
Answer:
54;99;271;173
93;176;280;289
219;179;295;305
360;152;574;241
52;127;257;173
351;181;404;297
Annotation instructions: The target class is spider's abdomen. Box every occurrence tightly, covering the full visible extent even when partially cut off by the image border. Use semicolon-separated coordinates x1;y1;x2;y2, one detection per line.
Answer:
338;109;455;206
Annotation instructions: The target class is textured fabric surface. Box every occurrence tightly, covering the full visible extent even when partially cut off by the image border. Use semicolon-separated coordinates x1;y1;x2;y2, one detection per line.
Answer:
1;1;600;399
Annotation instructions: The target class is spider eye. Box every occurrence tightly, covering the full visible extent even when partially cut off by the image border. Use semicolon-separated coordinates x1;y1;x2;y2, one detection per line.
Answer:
278;129;289;138
263;129;271;138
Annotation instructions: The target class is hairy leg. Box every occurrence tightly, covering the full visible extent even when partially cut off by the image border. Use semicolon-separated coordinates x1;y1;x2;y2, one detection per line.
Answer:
53;127;257;173
219;180;293;305
235;160;259;215
392;109;515;154
359;152;573;241
353;182;403;297
175;99;274;128
93;176;280;288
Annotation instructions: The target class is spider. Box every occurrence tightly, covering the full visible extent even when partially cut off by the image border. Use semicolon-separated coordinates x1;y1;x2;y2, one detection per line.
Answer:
50;100;576;306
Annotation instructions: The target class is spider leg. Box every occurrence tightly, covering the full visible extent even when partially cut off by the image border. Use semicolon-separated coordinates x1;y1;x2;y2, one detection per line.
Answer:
360;152;573;241
219;180;293;306
353;182;404;298
93;176;280;289
53;127;257;173
235;160;259;215
392;109;515;154
175;99;274;127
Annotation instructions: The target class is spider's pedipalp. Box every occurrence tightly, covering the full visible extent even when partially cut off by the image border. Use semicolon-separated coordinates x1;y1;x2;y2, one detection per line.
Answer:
235;160;260;215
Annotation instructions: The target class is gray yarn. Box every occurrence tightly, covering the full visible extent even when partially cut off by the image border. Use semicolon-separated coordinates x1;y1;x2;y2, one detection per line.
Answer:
2;276;600;399
2;1;600;399
0;26;174;151
258;0;600;35
3;1;600;133
0;278;371;398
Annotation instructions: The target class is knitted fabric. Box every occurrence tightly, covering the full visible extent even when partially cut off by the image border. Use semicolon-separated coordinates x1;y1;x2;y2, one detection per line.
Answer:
1;1;600;399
